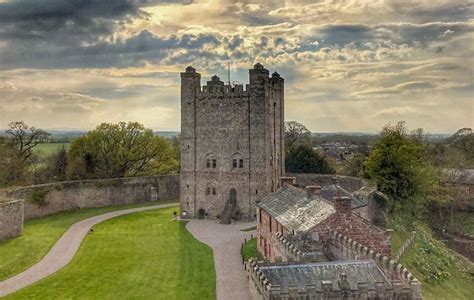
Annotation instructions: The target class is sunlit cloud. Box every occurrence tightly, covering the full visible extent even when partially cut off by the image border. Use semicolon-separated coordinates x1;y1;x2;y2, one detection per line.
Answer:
0;0;472;133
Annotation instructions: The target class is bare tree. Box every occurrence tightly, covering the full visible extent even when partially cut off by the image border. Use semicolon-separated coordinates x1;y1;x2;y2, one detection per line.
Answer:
6;121;50;162
284;121;311;150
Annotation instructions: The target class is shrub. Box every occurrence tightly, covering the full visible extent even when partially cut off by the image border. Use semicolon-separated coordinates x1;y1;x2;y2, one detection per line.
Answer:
27;188;50;206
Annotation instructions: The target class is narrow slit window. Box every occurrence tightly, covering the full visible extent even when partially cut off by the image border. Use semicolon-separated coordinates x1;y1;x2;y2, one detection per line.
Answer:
232;159;237;168
212;159;217;168
212;188;216;195
206;187;210;195
239;159;243;168
206;159;210;168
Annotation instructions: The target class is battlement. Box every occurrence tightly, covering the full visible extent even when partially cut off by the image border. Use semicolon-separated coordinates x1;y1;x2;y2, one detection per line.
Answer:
181;63;284;98
329;230;421;295
247;258;420;299
275;232;303;262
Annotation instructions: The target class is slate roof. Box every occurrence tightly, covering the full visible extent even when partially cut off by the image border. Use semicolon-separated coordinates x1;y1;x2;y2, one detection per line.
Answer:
319;185;367;208
260;260;391;292
257;184;335;233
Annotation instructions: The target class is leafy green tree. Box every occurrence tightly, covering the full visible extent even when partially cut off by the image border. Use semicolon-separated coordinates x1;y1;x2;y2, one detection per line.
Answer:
0;122;50;187
68;122;178;179
346;153;368;177
0;138;26;186
285;145;334;174
365;122;438;214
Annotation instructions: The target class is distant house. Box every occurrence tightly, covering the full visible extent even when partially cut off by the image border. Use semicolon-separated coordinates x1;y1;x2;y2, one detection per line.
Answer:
442;169;473;201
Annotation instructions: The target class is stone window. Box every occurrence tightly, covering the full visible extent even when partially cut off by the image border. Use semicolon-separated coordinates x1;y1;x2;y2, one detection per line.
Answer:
259;209;262;223
212;187;216;195
206;153;217;169
206;187;211;195
256;189;258;195
232;152;243;169
269;216;272;232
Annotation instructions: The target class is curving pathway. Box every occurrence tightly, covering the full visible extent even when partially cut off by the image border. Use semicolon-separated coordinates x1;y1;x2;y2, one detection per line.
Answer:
0;203;178;297
186;220;256;300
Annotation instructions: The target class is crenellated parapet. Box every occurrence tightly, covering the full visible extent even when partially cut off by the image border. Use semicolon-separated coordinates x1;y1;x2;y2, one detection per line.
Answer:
246;258;420;299
247;259;272;297
329;231;422;298
274;232;303;262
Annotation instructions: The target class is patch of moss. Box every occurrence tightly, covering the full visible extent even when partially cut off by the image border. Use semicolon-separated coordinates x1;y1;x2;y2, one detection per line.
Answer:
27;188;50;206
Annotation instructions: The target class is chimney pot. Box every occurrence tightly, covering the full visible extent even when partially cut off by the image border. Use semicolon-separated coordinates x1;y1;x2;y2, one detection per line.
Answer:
334;196;352;214
306;185;322;199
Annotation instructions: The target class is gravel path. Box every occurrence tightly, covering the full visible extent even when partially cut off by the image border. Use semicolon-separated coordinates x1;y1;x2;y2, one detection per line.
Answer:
186;220;256;300
0;203;178;297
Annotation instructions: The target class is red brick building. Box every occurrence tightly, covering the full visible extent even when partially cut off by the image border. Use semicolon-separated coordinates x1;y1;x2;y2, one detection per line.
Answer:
256;183;391;262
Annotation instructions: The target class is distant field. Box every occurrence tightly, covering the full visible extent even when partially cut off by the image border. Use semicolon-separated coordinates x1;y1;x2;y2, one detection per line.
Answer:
33;143;70;157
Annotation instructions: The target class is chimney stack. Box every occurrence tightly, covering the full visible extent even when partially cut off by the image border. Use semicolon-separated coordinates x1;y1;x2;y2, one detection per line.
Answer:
334;196;352;215
306;185;322;199
281;177;296;186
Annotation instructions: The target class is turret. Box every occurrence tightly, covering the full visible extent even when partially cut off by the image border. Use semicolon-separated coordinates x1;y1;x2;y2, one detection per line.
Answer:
181;66;201;97
249;62;269;85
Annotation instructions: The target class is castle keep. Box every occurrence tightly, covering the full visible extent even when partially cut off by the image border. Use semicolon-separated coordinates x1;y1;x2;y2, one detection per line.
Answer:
180;63;284;222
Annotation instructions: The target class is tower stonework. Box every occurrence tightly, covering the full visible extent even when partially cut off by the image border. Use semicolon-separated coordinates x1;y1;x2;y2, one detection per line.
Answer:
180;63;284;221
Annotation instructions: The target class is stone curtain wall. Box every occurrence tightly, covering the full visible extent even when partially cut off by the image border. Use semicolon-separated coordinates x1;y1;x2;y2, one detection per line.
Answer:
286;173;366;192
0;199;24;241
6;175;179;219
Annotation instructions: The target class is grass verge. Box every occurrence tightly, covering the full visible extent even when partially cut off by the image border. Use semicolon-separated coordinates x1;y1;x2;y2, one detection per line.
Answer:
390;215;474;300
0;200;177;281
241;238;263;261
6;206;215;299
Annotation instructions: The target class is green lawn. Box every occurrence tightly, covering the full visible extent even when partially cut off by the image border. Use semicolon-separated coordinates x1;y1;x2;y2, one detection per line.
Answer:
6;207;215;299
0;200;177;281
241;238;262;261
33;143;70;158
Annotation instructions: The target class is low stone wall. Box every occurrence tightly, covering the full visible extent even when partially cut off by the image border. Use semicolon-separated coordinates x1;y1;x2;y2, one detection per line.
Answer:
0;199;24;241
5;175;179;219
285;173;366;192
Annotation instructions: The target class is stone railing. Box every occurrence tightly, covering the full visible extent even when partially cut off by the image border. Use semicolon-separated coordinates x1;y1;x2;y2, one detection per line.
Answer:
329;230;421;296
395;231;417;262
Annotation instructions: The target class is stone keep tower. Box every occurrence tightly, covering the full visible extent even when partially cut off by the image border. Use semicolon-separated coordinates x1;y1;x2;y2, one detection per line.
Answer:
180;63;284;222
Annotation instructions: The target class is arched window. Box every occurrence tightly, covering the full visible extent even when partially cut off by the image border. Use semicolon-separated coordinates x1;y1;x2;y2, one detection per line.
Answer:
205;153;217;169
231;152;243;169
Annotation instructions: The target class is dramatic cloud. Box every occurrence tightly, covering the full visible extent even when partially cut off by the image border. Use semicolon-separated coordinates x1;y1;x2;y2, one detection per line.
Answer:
0;0;472;132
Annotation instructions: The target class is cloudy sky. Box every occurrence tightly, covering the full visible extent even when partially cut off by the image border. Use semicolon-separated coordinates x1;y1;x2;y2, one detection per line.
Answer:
0;0;472;133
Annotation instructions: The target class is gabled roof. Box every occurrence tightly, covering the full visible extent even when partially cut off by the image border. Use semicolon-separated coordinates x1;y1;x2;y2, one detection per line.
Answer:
257;184;335;233
259;260;391;292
